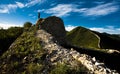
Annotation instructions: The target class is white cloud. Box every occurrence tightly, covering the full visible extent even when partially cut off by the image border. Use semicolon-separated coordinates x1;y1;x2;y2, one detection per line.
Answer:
43;2;119;17
25;0;44;7
37;9;45;12
0;23;22;29
89;26;120;34
0;7;9;13
65;25;77;31
0;5;16;13
93;1;105;5
0;2;24;13
28;14;36;19
28;14;33;16
0;0;45;13
106;26;114;29
7;4;18;9
81;3;119;16
50;3;57;6
32;16;36;18
44;4;75;17
16;2;25;8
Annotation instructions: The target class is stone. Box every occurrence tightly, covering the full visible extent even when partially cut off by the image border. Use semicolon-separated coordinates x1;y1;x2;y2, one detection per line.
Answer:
39;16;67;45
92;57;96;62
95;62;104;66
107;49;120;54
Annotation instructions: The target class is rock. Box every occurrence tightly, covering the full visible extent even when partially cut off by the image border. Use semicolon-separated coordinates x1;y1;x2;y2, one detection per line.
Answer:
24;56;27;60
39;16;67;45
107;49;120;54
95;62;104;66
106;68;111;73
92;57;96;62
71;48;74;51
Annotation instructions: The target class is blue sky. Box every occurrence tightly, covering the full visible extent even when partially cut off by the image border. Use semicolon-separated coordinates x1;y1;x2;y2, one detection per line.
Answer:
0;0;120;34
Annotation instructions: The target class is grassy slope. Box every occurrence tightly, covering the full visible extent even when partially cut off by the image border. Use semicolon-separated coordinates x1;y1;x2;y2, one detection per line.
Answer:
66;27;120;72
0;26;89;74
66;26;100;49
93;31;120;50
0;27;46;74
0;27;23;56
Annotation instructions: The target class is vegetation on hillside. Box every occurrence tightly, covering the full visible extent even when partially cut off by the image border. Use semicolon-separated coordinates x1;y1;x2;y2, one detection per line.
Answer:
0;26;46;74
66;26;100;49
0;22;34;56
67;26;120;51
50;63;89;74
24;22;32;27
0;27;23;56
24;22;32;30
0;26;89;74
93;31;120;50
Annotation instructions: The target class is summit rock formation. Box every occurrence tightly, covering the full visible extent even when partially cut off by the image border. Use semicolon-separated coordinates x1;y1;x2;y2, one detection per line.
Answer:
36;16;66;45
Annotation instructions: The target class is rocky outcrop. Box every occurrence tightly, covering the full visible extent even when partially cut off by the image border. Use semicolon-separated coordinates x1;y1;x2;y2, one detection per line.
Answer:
37;16;66;45
36;29;118;74
70;48;118;74
36;30;87;73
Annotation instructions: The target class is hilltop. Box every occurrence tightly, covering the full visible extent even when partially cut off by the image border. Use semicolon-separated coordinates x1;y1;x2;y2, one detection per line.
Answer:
66;26;100;49
67;26;120;51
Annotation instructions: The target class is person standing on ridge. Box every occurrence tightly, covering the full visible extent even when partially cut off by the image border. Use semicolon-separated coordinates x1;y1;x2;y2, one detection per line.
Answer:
36;12;42;29
38;12;40;19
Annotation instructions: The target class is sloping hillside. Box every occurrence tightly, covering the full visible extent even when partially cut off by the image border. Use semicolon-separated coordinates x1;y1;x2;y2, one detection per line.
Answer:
67;26;120;51
93;31;120;50
0;27;23;56
66;26;100;49
0;27;46;74
0;16;119;73
0;26;89;74
0;27;116;74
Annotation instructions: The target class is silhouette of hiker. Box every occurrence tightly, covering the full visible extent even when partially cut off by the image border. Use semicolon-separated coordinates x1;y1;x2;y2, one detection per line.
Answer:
38;12;40;19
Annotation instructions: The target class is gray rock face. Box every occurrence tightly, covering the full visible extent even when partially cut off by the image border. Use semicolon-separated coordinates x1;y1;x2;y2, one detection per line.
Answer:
40;16;66;45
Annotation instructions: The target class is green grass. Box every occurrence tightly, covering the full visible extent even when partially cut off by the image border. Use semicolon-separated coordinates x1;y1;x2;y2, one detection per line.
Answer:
93;31;120;50
0;26;46;74
50;63;89;74
0;26;90;74
66;26;100;49
0;27;23;56
66;26;120;52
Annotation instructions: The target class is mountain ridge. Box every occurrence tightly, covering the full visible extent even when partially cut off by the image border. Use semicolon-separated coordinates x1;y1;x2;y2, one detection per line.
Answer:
1;27;117;73
67;26;120;51
67;26;100;49
0;16;120;73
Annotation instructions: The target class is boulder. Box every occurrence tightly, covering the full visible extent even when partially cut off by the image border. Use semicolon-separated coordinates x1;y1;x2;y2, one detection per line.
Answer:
38;16;66;45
